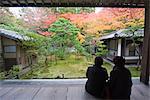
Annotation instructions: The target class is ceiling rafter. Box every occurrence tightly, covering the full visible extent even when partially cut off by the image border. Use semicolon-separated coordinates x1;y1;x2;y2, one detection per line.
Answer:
6;0;13;6
33;0;37;5
24;0;29;5
41;0;45;5
0;0;145;7
0;0;4;6
16;0;21;5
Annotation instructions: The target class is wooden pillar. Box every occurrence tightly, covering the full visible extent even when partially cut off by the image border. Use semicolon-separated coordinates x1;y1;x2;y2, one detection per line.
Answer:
117;39;122;56
16;45;20;65
140;0;150;85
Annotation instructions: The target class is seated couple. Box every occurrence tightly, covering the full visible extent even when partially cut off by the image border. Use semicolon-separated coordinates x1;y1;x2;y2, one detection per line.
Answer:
85;56;133;100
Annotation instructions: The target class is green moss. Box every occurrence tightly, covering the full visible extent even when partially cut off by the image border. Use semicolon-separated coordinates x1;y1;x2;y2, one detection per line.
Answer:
128;67;140;77
21;55;140;79
102;62;112;75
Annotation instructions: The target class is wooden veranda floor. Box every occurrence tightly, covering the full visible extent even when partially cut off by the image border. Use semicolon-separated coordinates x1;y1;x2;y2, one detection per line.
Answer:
0;78;149;100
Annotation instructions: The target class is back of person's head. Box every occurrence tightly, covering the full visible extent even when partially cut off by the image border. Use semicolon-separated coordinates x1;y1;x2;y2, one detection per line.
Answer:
95;56;103;67
113;56;125;68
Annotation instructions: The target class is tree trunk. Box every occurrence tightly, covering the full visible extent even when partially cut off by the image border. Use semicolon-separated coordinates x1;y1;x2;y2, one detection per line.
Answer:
131;37;141;70
45;56;48;67
135;47;141;70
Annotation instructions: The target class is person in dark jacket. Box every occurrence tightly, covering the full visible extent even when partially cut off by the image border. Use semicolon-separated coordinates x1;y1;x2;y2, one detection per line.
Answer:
109;56;132;100
85;56;108;98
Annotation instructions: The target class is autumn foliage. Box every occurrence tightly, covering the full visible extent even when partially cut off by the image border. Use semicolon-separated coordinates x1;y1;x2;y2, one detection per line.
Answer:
21;8;144;37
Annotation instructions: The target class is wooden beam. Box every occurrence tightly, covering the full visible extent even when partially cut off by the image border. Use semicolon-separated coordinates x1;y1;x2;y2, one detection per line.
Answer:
33;0;37;5
41;0;45;5
0;0;4;6
0;0;145;7
6;0;13;6
140;0;150;85
16;0;21;5
24;0;29;5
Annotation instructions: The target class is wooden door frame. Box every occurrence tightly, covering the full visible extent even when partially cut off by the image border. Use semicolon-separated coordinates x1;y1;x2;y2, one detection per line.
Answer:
140;0;150;85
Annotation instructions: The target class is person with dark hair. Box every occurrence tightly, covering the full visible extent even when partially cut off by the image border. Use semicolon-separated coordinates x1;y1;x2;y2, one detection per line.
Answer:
109;56;132;99
85;56;108;98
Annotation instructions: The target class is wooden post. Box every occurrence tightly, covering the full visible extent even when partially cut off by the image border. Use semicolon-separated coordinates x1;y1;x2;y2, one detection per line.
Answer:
117;39;122;56
140;0;150;85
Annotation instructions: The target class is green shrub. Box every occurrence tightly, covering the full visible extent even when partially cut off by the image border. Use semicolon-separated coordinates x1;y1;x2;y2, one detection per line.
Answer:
9;65;21;79
0;72;6;80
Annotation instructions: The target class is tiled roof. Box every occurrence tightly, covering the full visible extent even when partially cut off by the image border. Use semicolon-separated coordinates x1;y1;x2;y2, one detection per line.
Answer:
100;29;144;40
0;28;29;40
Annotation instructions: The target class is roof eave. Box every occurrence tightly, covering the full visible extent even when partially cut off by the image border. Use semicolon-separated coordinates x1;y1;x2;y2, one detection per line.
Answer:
0;0;145;7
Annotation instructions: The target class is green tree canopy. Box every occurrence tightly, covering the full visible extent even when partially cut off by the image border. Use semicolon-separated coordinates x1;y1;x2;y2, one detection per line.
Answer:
48;18;86;59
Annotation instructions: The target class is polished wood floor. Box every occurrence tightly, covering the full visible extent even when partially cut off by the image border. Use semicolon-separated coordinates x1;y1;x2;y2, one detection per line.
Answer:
0;79;149;100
